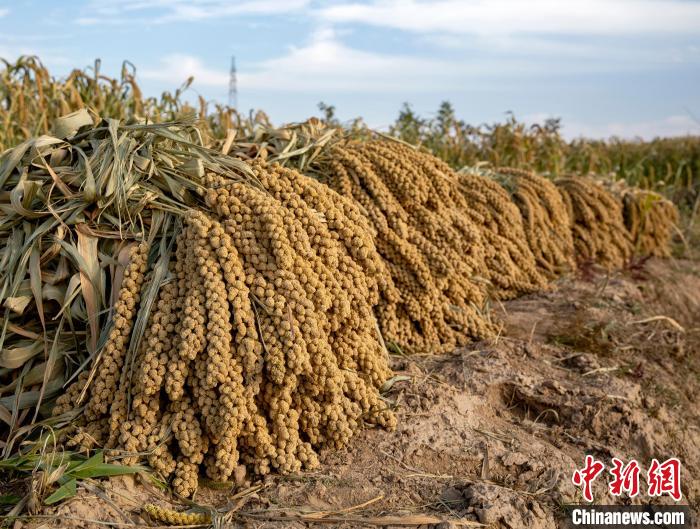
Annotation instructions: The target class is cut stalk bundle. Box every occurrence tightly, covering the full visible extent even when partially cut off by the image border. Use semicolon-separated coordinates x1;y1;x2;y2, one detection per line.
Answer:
455;166;548;299
0;121;395;493
492;167;576;278
56;162;395;496
324;139;495;353
0;118;253;450
555;176;634;269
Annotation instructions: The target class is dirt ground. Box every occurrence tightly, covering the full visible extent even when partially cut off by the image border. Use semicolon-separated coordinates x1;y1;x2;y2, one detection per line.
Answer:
10;258;700;528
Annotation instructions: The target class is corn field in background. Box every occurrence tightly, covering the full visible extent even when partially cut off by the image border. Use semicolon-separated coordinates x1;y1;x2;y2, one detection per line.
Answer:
2;56;699;221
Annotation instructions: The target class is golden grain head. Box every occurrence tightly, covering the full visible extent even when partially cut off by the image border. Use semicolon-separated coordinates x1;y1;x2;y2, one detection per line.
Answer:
556;176;634;269
325;139;499;353
493;167;576;278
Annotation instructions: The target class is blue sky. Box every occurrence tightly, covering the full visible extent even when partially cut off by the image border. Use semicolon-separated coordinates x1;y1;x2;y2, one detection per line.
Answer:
1;0;699;139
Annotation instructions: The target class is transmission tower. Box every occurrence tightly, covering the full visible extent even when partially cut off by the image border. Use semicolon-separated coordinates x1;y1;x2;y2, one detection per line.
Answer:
228;56;238;108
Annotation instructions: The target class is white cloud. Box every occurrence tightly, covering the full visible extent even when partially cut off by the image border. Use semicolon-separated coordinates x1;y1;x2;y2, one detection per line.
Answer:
0;8;9;18
140;24;679;98
235;27;614;93
563;115;700;140
318;0;700;36
422;32;605;58
241;25;680;93
141;54;228;86
238;27;463;92
140;30;461;93
77;0;310;25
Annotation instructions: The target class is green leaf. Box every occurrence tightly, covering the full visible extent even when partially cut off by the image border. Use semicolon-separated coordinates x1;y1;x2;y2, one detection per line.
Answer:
44;478;76;504
0;494;21;505
66;450;102;473
70;462;146;479
0;454;32;471
69;451;146;479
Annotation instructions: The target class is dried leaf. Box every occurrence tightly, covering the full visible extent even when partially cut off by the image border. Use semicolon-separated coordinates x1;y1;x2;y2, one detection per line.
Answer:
51;109;92;139
76;229;100;353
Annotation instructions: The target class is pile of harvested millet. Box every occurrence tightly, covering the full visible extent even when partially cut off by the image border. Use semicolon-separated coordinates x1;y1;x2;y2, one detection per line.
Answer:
325;140;495;353
44;121;682;504
54;160;396;497
605;181;679;258
556;176;634;269
493;167;576;278
455;166;547;299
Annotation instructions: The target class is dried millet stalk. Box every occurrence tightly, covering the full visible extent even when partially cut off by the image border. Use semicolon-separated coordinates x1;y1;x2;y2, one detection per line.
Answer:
54;242;150;448
89;242;149;420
